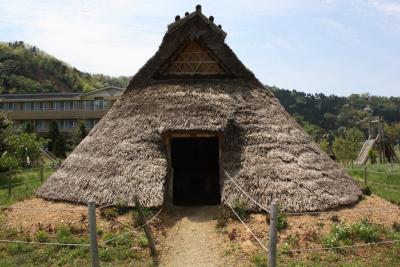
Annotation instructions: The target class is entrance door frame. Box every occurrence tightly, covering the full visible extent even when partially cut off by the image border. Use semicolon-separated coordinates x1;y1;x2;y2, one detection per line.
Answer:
162;130;223;206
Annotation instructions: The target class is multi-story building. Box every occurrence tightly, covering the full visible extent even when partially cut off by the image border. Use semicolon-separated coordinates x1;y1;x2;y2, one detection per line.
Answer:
0;86;124;134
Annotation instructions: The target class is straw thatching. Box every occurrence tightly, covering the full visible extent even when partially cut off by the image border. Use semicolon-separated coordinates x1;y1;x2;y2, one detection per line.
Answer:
37;6;362;212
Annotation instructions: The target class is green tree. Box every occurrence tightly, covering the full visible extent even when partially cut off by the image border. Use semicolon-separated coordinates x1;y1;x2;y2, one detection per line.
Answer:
53;135;66;158
47;120;59;152
72;121;87;146
333;128;364;167
22;121;35;133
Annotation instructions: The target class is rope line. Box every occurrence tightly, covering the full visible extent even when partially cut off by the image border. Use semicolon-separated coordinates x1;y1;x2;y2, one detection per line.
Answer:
0;239;89;247
286;207;399;216
366;181;400;189
0;205;84;212
0;182;26;189
287;239;400;252
224;169;270;213
226;202;269;253
102;207;163;244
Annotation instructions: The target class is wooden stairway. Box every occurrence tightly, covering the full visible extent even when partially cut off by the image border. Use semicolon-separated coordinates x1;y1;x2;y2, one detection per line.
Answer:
356;139;376;165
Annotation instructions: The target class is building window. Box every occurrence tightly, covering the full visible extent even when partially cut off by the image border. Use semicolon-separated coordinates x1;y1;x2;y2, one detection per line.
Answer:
83;101;94;111
64;101;73;110
54;101;64;111
23;102;34;111
58;119;76;129
0;102;16;111
94;98;105;110
33;102;44;111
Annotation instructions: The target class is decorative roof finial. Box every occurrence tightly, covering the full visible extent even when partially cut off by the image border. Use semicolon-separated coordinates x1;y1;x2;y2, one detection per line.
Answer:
196;4;202;13
185;12;189;16
175;15;180;21
218;24;222;29
209;16;214;22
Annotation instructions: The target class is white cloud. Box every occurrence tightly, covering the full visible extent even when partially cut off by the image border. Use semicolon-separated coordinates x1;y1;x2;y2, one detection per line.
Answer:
368;0;400;16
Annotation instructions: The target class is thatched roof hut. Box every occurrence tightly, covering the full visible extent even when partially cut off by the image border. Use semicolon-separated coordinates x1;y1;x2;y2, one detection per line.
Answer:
37;5;362;212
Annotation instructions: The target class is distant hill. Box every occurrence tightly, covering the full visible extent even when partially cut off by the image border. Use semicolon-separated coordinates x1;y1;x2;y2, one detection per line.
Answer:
0;41;130;94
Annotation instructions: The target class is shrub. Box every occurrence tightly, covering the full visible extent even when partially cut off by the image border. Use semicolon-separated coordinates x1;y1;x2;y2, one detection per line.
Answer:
331;222;351;240
138;235;148;248
56;225;76;244
231;200;249;220
251;254;268;267
35;230;49;243
277;212;288;231
7;242;32;255
321;234;339;249
351;220;380;243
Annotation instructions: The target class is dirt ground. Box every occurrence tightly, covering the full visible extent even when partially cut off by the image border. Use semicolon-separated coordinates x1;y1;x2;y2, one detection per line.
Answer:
2;195;399;266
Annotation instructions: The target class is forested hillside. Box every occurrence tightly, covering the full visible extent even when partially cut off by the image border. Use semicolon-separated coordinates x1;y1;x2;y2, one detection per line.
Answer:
270;86;400;144
0;41;129;94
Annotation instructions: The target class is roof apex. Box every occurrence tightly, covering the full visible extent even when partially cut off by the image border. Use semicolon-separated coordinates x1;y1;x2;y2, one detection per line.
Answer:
167;6;226;40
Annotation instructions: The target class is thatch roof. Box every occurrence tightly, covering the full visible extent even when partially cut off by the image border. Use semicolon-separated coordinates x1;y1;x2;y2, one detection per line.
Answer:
37;6;362;212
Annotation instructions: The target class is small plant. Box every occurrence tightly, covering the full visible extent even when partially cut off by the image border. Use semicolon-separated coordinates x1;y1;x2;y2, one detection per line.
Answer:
251;253;268;267
321;234;339;249
7;242;32;255
277;212;288;231
56;224;76;245
99;249;113;262
35;230;49;243
331;222;351;240
138;234;148;247
351;219;380;243
280;242;292;255
100;207;118;220
232;200;249;220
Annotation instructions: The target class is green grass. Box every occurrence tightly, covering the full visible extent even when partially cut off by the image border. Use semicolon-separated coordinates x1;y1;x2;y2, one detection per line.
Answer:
0;217;152;266
347;164;400;204
0;166;54;206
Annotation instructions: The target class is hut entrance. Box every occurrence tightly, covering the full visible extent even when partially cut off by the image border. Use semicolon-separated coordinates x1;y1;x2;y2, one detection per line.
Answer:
170;137;221;206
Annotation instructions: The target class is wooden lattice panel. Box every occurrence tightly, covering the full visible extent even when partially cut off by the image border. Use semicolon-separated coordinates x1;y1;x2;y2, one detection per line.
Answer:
163;41;225;75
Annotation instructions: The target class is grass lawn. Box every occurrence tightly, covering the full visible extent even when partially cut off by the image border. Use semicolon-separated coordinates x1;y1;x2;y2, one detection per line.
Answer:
0;165;54;206
347;164;400;205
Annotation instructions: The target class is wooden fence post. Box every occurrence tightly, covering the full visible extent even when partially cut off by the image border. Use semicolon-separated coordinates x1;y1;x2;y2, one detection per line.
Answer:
40;165;44;183
268;201;278;267
364;166;367;187
134;197;158;266
88;202;99;267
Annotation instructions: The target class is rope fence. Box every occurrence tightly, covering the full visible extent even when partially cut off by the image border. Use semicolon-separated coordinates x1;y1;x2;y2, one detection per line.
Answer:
287;239;400;253
224;169;270;213
0;200;162;267
0;239;90;247
226;202;269;253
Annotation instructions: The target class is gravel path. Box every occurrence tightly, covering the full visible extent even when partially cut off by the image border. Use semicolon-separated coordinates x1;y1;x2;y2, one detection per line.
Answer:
159;205;226;267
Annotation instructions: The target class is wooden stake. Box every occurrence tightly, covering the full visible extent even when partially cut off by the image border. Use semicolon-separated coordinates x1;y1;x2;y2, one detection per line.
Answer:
268;201;278;267
134;197;158;266
88;202;99;267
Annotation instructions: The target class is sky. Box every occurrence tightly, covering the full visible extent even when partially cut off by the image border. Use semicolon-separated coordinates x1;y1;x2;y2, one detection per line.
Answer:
0;0;400;96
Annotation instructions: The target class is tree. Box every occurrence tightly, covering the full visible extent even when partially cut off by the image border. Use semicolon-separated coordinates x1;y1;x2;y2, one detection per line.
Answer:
0;112;46;170
333;128;364;167
53;135;66;158
72;121;87;146
47;120;59;152
22;121;35;133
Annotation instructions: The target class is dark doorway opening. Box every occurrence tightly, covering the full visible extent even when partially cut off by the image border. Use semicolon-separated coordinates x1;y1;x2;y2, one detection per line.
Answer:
171;137;221;206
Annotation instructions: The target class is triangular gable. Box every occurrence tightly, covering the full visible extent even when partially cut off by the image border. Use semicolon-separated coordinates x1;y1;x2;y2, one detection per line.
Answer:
161;40;226;76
